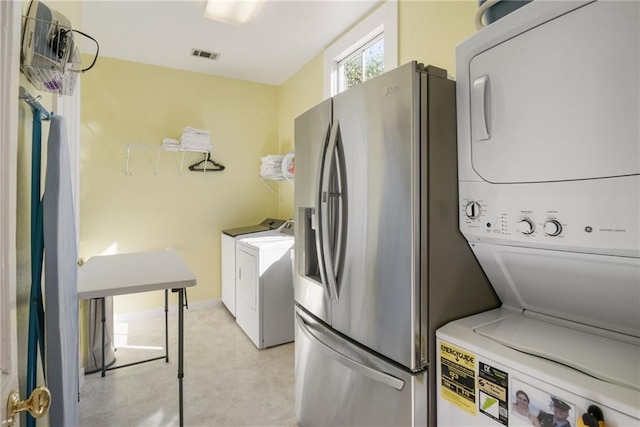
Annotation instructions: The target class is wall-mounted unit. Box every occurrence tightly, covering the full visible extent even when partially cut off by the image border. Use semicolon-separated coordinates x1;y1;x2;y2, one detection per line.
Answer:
21;0;98;96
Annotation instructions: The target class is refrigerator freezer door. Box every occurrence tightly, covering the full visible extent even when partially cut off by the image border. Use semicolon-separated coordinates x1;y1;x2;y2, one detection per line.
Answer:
330;62;421;369
294;98;333;324
294;307;427;426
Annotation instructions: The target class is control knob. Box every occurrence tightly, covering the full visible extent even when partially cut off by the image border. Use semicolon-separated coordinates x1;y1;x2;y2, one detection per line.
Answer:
544;220;562;236
517;219;535;235
465;202;482;219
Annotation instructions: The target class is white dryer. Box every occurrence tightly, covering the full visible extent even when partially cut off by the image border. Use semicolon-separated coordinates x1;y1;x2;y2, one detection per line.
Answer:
439;1;640;426
235;224;294;349
221;218;287;317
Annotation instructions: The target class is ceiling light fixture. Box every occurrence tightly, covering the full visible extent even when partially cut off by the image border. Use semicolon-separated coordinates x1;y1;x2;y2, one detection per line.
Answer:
203;0;266;25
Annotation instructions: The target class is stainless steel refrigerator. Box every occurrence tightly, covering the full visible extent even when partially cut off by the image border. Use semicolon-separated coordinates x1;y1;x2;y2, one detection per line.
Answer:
293;62;500;426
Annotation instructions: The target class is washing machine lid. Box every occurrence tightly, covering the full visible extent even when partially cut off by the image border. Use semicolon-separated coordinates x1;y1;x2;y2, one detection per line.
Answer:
469;242;640;338
474;312;640;392
222;218;286;237
238;234;294;249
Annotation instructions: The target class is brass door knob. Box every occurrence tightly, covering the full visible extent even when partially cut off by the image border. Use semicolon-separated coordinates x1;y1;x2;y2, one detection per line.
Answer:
5;386;51;426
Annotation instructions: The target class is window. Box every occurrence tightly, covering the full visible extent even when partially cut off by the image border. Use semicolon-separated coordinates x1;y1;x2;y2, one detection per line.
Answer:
324;1;397;98
337;33;384;93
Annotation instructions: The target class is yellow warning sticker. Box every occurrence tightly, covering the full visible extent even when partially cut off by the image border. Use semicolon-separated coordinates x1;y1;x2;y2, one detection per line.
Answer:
440;341;476;416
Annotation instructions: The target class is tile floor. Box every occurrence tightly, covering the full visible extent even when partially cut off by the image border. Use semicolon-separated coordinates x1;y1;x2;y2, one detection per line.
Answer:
79;300;297;426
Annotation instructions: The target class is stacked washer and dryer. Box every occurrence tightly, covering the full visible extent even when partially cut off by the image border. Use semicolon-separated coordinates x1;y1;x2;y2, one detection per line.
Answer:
221;218;295;349
438;1;639;427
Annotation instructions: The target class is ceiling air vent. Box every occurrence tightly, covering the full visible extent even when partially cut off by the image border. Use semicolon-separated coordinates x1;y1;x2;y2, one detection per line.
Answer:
191;48;220;60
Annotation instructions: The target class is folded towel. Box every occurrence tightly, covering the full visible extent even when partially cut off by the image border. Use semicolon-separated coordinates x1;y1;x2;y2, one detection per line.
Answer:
261;155;283;164
181;141;212;148
162;138;180;146
181;142;212;152
180;135;210;144
182;126;211;137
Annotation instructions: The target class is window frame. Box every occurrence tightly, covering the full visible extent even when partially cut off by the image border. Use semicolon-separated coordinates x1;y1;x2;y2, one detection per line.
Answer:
337;32;384;93
323;1;398;98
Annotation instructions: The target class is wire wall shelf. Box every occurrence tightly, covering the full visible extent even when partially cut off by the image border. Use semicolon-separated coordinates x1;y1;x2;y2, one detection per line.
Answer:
20;14;80;96
22;47;81;96
126;144;223;176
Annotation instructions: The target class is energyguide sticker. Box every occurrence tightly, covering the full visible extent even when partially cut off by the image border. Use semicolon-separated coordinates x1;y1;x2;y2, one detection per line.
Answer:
478;361;509;426
440;341;476;415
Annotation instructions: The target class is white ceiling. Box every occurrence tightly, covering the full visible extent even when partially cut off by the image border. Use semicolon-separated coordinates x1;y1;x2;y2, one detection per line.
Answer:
80;0;384;86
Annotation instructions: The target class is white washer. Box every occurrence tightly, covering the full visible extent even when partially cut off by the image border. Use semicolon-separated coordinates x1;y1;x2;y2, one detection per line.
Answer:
439;1;640;426
235;232;294;349
437;308;639;427
221;218;287;317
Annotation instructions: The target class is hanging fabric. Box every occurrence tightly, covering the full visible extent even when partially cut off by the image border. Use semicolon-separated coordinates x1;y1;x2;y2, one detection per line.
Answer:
26;103;47;427
86;297;115;374
42;115;79;426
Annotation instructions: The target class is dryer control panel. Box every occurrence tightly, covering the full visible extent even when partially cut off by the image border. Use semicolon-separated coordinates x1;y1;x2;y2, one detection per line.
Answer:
459;179;639;258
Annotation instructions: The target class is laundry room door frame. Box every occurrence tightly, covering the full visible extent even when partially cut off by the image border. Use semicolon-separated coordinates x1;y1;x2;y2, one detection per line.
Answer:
1;0;22;423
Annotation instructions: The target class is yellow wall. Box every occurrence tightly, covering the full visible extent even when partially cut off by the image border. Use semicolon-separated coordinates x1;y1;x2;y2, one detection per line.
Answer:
80;57;280;313
72;0;477;314
276;53;324;218
399;0;477;74
276;0;479;219
12;3;481;384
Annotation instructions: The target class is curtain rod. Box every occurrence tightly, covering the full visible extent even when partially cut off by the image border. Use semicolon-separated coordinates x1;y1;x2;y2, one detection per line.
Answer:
19;86;54;121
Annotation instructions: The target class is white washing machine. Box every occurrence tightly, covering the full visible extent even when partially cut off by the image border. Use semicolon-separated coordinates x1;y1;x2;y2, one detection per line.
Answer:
235;224;294;349
439;1;640;426
437;308;639;427
221;218;287;317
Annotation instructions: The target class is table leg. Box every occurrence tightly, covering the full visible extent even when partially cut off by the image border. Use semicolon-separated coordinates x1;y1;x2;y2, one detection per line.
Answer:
178;288;184;427
165;289;169;363
101;297;106;378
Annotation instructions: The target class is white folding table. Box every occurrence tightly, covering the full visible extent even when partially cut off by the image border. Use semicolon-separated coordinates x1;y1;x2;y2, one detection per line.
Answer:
78;250;196;427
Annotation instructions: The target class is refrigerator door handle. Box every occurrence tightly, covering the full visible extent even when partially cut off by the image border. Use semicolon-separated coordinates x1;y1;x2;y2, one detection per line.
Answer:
332;123;346;283
295;312;405;391
318;122;340;301
314;123;332;299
